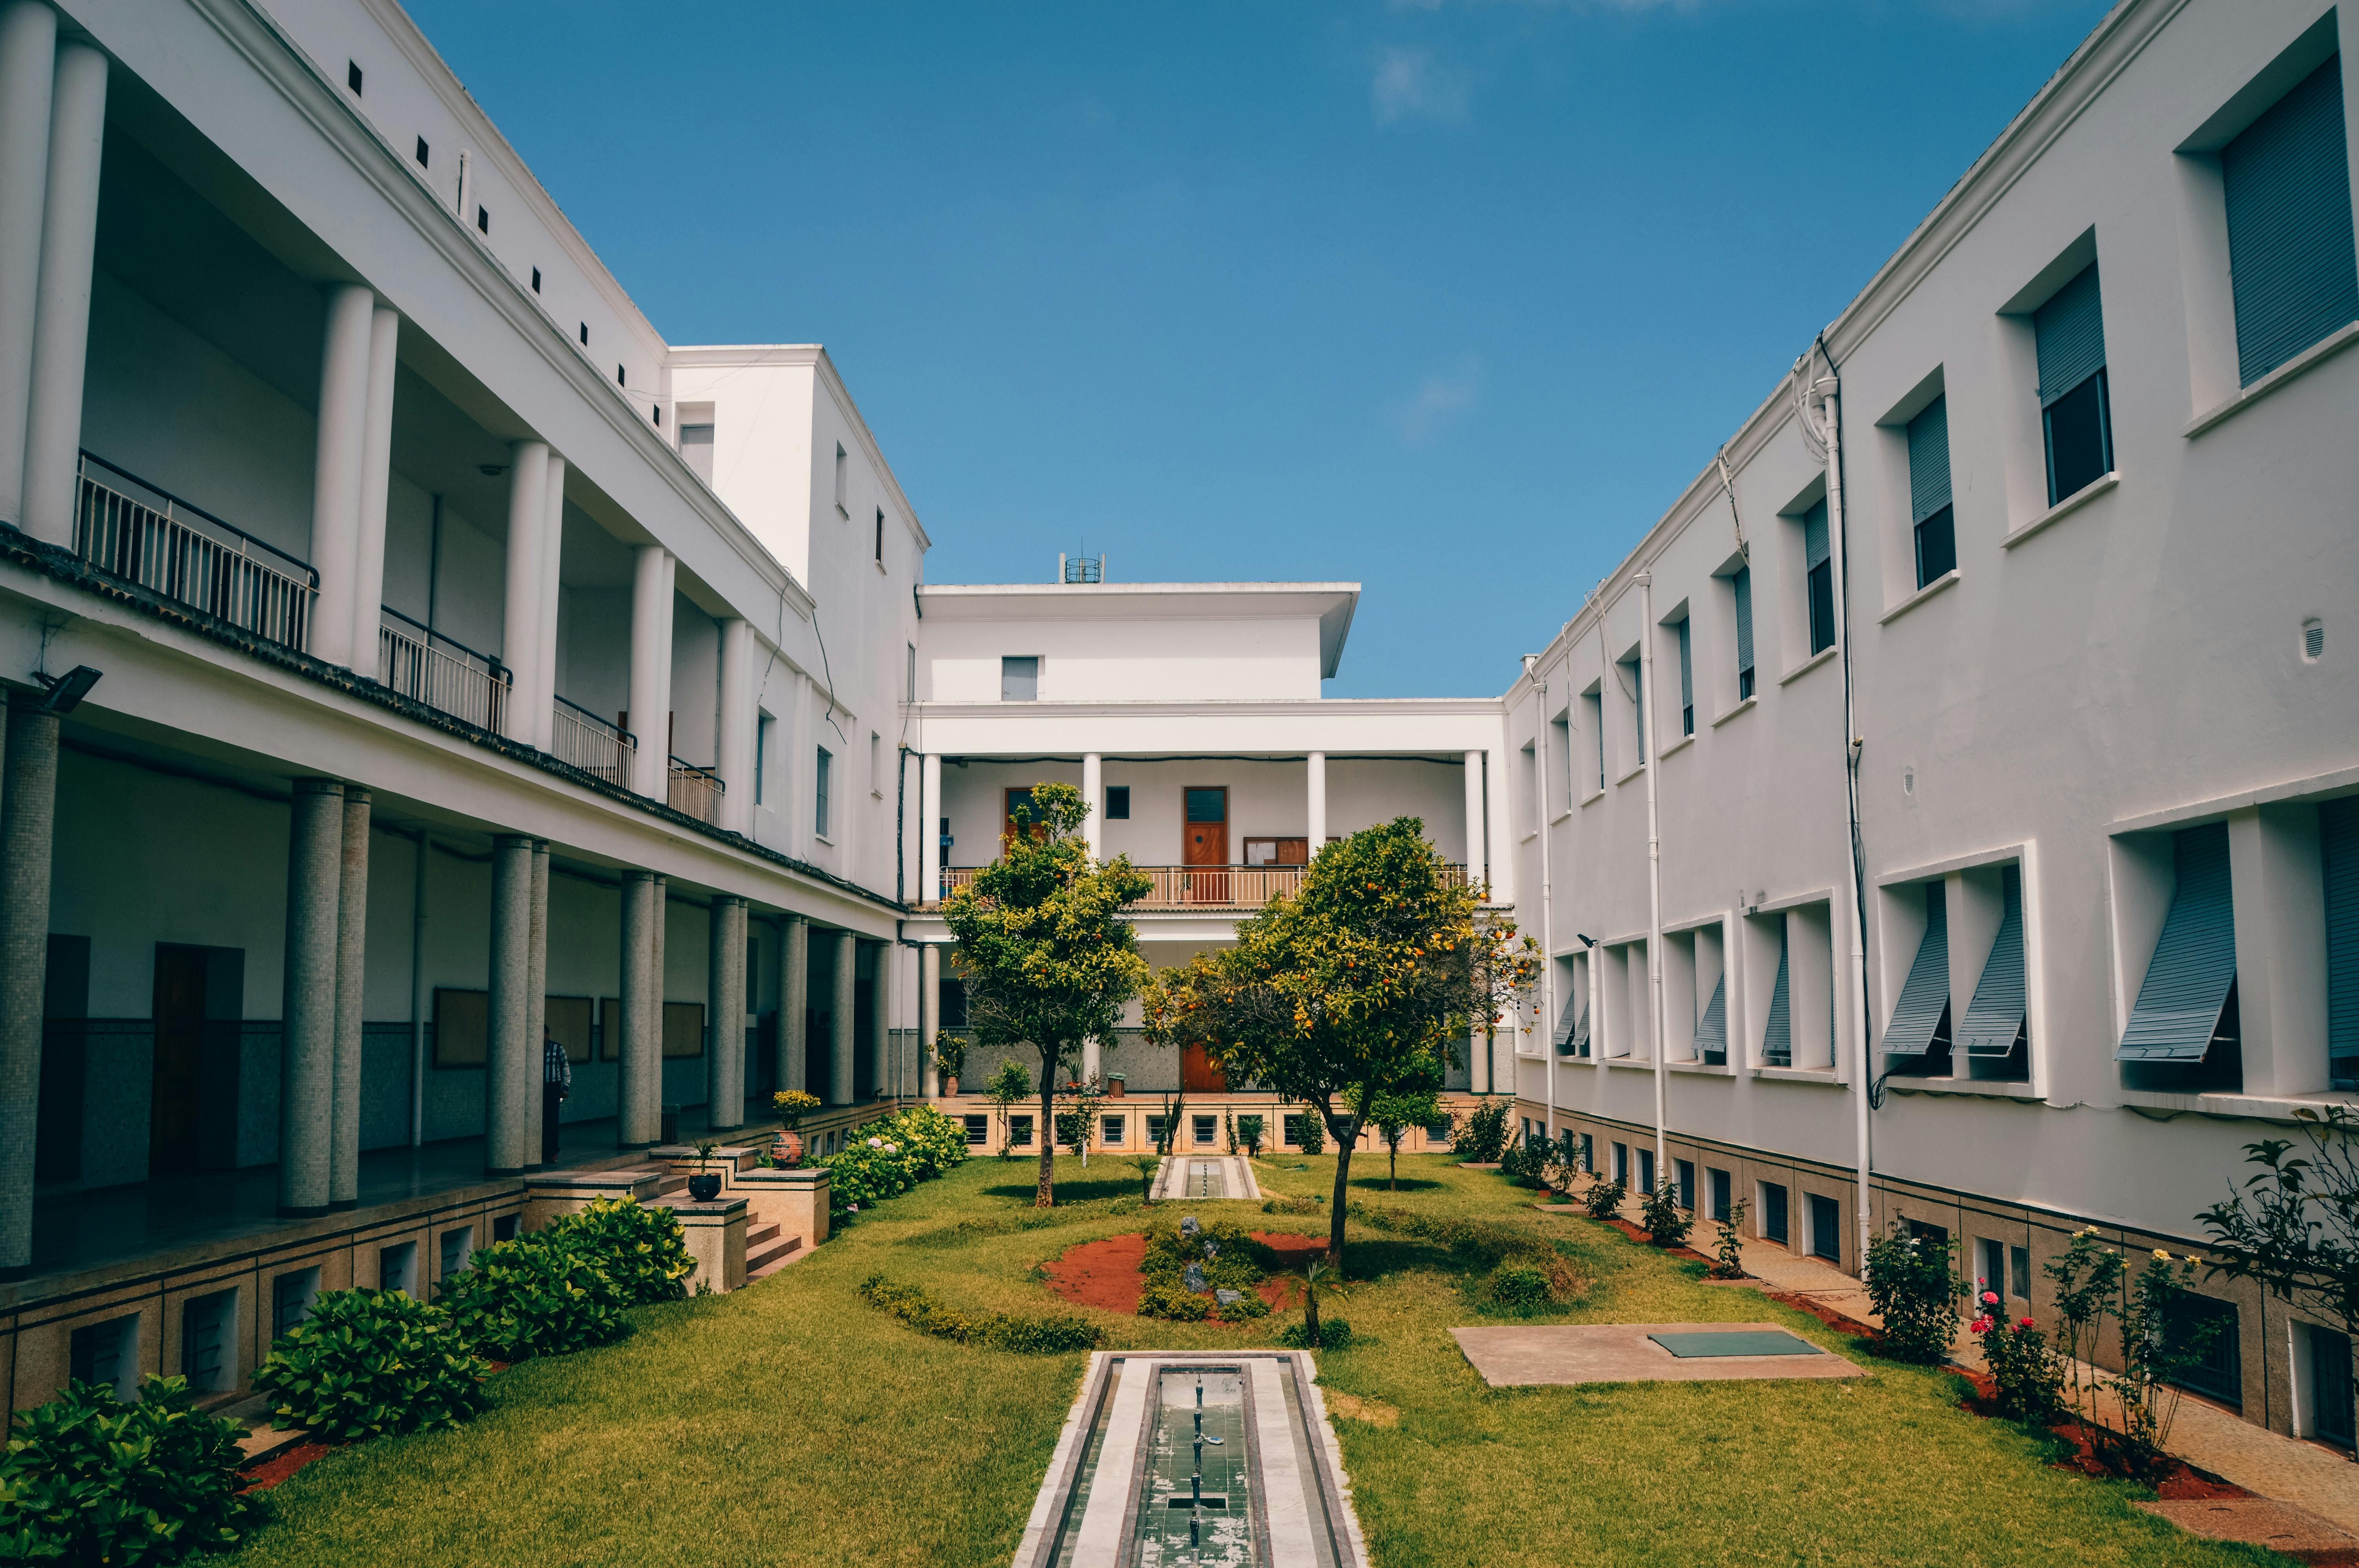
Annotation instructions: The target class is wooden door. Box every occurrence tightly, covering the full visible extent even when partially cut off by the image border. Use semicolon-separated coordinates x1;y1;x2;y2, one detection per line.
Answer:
1183;787;1228;902
150;944;208;1174
1003;786;1044;852
1180;1040;1228;1093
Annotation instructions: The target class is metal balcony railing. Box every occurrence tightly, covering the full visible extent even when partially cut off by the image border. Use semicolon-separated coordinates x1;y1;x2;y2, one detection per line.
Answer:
668;756;724;824
927;863;1470;909
378;607;507;732
73;453;316;650
552;697;635;786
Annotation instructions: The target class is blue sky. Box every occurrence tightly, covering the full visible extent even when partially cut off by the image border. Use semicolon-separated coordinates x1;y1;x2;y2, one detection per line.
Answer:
408;0;2112;698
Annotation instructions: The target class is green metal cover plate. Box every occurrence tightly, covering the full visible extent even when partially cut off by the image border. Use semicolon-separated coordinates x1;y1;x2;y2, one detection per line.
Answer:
1647;1330;1821;1359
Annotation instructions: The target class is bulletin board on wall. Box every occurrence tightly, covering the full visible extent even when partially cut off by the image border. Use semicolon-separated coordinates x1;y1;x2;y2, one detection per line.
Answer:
433;988;487;1069
593;999;707;1059
546;996;593;1063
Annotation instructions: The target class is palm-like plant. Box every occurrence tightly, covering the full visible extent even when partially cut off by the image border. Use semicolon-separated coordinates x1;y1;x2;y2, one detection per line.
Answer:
1286;1256;1350;1348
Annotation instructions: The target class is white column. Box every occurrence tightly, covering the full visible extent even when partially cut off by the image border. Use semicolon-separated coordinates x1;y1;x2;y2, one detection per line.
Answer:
618;871;659;1147
1306;751;1327;855
779;915;807;1094
485;835;534;1176
499;441;548;741
1081;752;1103;863
348;306;398;675
304;286;375;666
329;788;370;1209
533;455;566;751
0;0;57;528
278;779;343;1216
831;929;856;1104
919;942;941;1096
524;841;549;1162
920;752;943;902
709;897;746;1129
16;38;102;546
627;544;674;796
1463;751;1488;895
716;617;754;833
1082;1034;1102;1083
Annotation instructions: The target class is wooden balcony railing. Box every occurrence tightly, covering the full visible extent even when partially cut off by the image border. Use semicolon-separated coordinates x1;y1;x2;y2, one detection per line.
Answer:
926;863;1471;910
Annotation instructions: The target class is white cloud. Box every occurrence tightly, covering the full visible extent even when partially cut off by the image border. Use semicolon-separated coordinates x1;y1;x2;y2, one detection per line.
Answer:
1370;46;1471;125
1389;355;1483;445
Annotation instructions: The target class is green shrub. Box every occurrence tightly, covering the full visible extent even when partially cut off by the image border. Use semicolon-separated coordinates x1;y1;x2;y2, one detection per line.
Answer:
856;1276;1104;1352
0;1375;263;1566
1863;1222;1969;1365
1639;1183;1694;1249
1277;1318;1352;1349
1261;1193;1323;1216
1138;1216;1271;1321
1138;1281;1212;1321
1456;1097;1512;1163
1294;1113;1325;1155
1580;1174;1628;1221
437;1238;632;1363
821;1106;972;1222
541;1196;694;1304
1498;1132;1545;1189
251;1288;486;1441
1488;1263;1551;1309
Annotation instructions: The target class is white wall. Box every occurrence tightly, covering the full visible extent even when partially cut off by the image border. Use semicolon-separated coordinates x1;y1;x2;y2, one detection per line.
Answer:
923;613;1323;703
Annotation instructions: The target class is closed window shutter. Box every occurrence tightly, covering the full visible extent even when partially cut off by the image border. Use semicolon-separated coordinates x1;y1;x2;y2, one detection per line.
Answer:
1554;1002;1588;1053
1960;865;2028;1057
1884;883;1950;1056
1906;397;1952;523
1732;568;1755;675
2035;264;2107;404
1677;621;1693;711
1695;971;1727;1056
2117;823;2238;1061
1763;922;1792;1065
2324;797;2359;1080
1803;502;1830;570
2225;57;2359;387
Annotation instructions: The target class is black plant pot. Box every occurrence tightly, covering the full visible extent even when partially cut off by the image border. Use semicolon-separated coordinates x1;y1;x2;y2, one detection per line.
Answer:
687;1173;723;1202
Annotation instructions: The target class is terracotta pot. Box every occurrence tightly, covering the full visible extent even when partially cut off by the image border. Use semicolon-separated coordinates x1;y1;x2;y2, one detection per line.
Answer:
772;1131;803;1169
1107;1079;1125;1098
942;1076;959;1098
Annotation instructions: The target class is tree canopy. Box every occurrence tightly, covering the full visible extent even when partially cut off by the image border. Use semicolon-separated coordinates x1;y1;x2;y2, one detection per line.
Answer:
941;782;1150;1206
1144;817;1535;1267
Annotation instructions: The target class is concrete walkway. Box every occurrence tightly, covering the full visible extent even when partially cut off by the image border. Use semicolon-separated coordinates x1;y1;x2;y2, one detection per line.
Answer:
1538;1190;2359;1535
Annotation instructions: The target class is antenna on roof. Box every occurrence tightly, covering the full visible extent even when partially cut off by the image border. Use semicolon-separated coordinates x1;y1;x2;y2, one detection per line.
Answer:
1059;548;1104;584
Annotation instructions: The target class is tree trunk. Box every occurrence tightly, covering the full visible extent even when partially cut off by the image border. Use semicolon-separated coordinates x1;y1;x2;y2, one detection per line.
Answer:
1036;1056;1058;1207
1303;1278;1322;1348
1325;1106;1358;1269
1388;1135;1398;1191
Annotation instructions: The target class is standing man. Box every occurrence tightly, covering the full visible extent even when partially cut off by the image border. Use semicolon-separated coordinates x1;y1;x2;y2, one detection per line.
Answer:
542;1028;571;1165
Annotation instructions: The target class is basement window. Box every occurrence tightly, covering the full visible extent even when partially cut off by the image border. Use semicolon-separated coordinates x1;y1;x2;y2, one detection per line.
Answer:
476;205;489;234
579;321;589;345
530;266;541;293
414;136;430;168
617;364;626;387
347;60;363;95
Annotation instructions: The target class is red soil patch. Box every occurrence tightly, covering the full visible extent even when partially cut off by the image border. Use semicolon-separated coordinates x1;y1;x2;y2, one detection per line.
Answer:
1949;1368;2254;1500
1043;1231;1332;1321
238;1439;335;1494
1598;1214;1715;1266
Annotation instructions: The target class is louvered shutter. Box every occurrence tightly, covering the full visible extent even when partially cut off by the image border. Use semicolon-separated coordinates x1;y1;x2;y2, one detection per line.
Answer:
1804;501;1830;570
1961;866;2028;1057
1732;568;1755;676
2117;823;2238;1061
1884;884;1950;1056
1678;620;1694;711
1763;922;1792;1066
2035;265;2108;405
1554;1002;1589;1055
1696;973;1727;1057
1906;397;1952;524
2323;797;2359;1080
2225;57;2359;386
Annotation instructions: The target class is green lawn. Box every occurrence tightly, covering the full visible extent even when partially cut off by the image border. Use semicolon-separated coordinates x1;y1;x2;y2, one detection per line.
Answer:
231;1153;2284;1567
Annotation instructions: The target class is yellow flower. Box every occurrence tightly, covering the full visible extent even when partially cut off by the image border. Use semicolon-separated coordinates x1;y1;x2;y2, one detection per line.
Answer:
2153;1248;2171;1261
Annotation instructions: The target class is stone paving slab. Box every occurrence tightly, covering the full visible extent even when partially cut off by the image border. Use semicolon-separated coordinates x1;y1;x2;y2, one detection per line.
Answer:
2137;1499;2359;1559
1452;1323;1863;1387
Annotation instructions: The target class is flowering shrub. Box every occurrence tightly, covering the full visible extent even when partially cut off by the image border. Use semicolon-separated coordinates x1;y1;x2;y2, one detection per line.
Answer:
1863;1222;1969;1364
819;1106;970;1222
1970;1284;2063;1425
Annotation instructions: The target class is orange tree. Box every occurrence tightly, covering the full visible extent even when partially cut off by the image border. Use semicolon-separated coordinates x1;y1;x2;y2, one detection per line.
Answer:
1143;818;1536;1269
941;782;1151;1207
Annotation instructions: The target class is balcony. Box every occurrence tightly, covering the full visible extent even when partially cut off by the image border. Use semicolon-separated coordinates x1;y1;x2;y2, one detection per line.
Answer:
668;756;725;825
378;608;507;733
552;698;636;787
73;453;315;651
927;863;1472;911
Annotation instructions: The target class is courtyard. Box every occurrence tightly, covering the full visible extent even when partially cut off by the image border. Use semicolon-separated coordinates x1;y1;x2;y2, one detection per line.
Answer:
225;1153;2276;1567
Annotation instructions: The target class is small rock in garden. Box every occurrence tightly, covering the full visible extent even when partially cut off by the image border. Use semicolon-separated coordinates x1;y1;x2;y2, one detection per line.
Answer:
1184;1262;1208;1294
1204;1239;1220;1258
1181;1216;1200;1235
1215;1289;1242;1306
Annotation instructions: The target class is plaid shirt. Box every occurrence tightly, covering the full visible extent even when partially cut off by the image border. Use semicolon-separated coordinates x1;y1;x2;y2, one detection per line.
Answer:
543;1036;572;1091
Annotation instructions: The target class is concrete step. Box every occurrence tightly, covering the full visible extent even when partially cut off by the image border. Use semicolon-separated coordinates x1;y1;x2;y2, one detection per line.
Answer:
747;1222;780;1246
656;1175;688;1196
747;1234;805;1279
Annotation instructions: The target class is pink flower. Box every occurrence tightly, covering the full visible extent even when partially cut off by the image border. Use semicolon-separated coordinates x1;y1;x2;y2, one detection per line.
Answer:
2019;1318;2035;1329
1970;1316;1994;1334
1981;1291;1999;1306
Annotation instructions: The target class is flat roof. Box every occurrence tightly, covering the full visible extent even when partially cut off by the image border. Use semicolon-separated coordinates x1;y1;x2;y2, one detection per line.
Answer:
917;582;1361;678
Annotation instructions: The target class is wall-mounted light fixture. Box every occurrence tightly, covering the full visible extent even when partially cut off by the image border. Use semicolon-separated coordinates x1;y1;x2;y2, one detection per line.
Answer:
33;665;100;714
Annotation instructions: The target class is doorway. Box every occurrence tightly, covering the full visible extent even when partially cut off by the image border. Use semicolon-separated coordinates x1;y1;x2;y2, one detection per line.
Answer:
1183;787;1228;902
151;944;242;1175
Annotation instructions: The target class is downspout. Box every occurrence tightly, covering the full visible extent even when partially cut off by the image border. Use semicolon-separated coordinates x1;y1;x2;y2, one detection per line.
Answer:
410;828;429;1146
1522;655;1554;1140
1636;572;1667;1187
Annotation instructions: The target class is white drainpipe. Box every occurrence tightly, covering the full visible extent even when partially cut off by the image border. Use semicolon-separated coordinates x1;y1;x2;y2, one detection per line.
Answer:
1636;572;1668;1187
1523;655;1554;1141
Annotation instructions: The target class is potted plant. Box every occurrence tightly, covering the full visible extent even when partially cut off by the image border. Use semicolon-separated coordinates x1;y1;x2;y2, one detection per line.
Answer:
932;1032;967;1097
771;1090;820;1169
1107;1072;1126;1099
687;1140;724;1201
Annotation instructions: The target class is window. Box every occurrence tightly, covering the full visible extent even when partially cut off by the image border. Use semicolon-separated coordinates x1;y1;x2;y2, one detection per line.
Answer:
476;205;489;234
1696;964;1728;1065
1885;882;1952;1065
493;1214;518;1243
273;1267;321;1338
414;136;430;167
874;507;884;563
963;1114;989;1145
182;1292;234;1392
1960;866;2029;1078
2225;56;2359;386
2035;264;2112;505
1193;1114;1218;1146
1105;785;1130;820
2118;822;2238;1087
1612;1142;1628;1184
1549;712;1572;807
1808;1193;1842;1262
1802;501;1835;656
1101;1115;1125;1145
1579;1132;1594;1172
616;364;626;387
1009;1115;1034;1147
2165;1294;2243;1407
2010;1244;2031;1301
1763;917;1792;1067
1977;1237;2006;1307
1906;395;1956;588
1675;1158;1695;1210
346;59;363;94
1617;654;1644;764
2325;796;2359;1089
1732;565;1756;699
680;423;715;485
1282;1113;1309;1146
438;1227;472;1280
530;265;540;293
834;443;848;513
1708;1166;1731;1222
579;321;589;345
1760;1181;1790;1245
1000;655;1039;702
1149;1114;1170;1149
814;747;832;838
869;731;882;797
69;1315;138;1401
754;713;771;806
1637;1147;1656;1195
380;1241;418;1297
1675;617;1694;737
907;644;917;701
2312;1325;2356;1447
1583;688;1605;792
